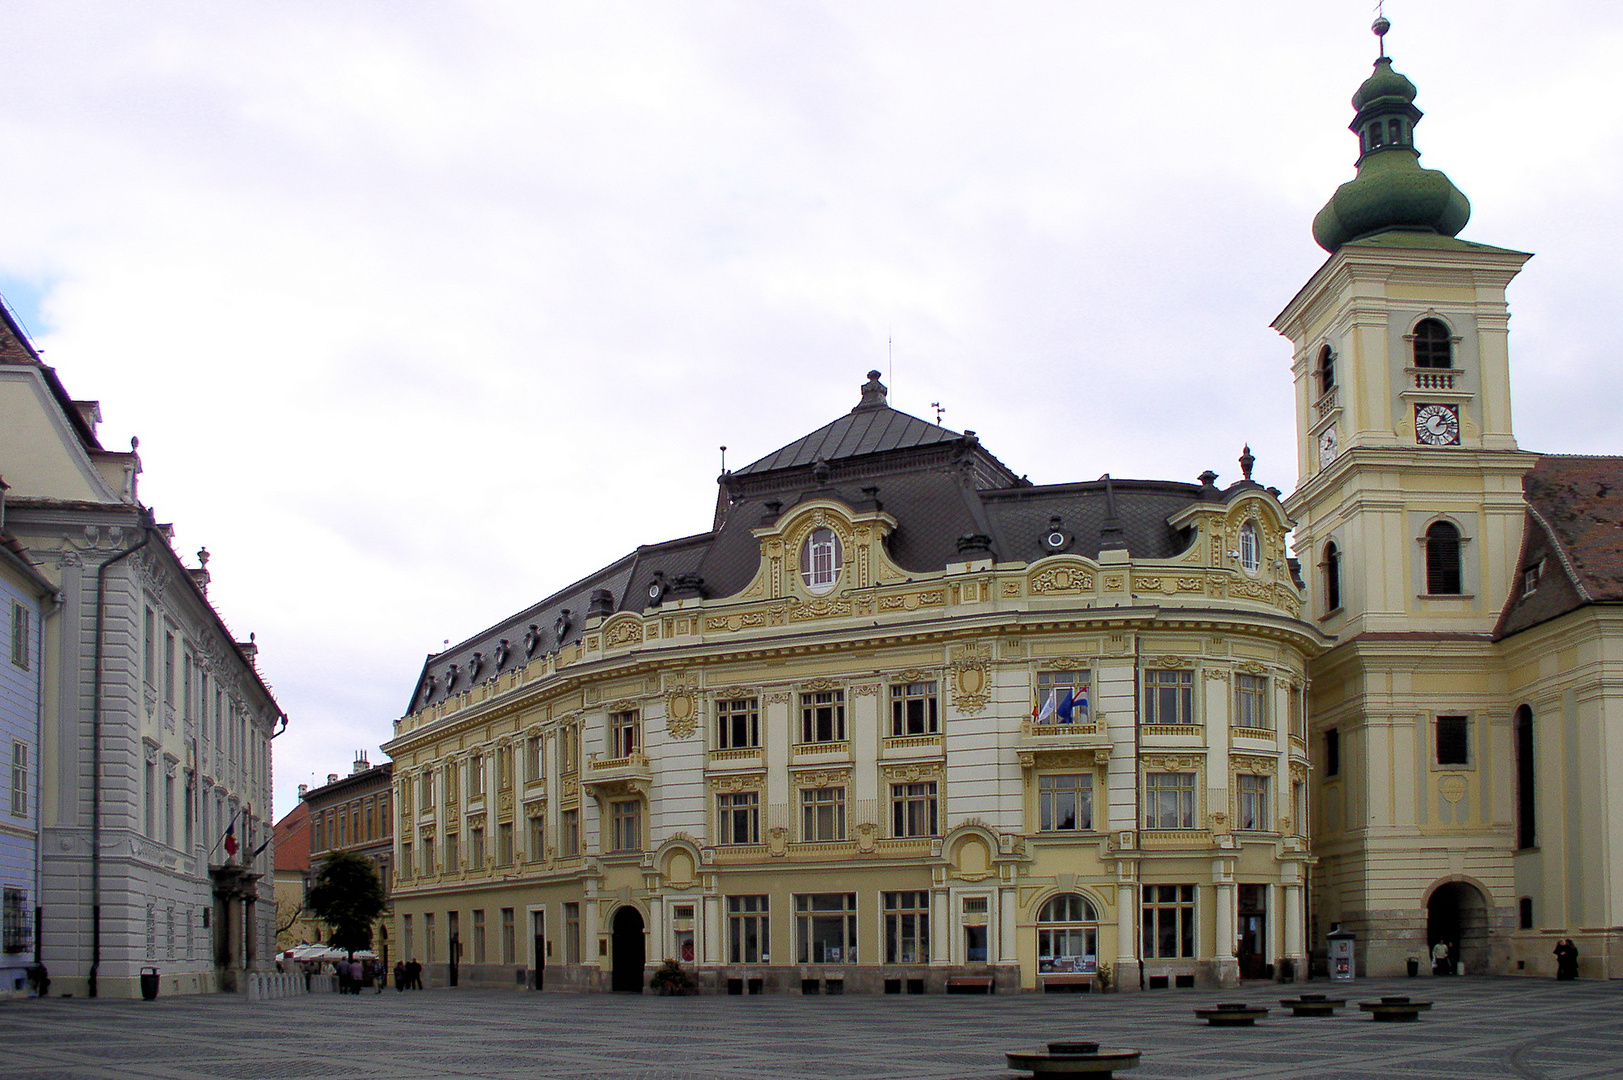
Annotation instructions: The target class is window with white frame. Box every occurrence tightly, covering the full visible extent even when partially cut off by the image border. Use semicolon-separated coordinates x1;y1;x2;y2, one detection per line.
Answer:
1143;669;1195;725
1144;772;1197;829
559;723;580;775
1237;774;1270;830
2;887;28;954
1037;893;1098;973
883;891;929;963
609;711;640;759
1236;674;1269;730
609;799;642;852
717;791;760;845
468;753;485;798
728;895;769;963
716;698;760;749
891;781;938;838
800;528;842;594
1039;773;1091;831
9;741;26;817
1141;884;1195;958
890;682;939;736
799;691;845;744
528;812;544;861
801;786;846;841
1035;670;1089;724
1238;521;1260;574
796;893;856;963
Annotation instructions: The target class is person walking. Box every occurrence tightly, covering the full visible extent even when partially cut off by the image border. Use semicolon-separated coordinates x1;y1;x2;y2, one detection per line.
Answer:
394;960;407;992
1430;939;1450;976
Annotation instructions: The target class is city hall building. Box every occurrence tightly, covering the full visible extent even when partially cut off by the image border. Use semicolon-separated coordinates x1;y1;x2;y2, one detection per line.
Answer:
384;26;1623;991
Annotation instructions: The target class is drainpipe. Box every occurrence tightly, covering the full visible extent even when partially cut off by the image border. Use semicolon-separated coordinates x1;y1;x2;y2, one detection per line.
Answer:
33;585;61;973
88;514;152;998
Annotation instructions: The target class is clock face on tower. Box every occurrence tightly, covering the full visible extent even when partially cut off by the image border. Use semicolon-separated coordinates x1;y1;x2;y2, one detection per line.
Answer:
1318;425;1339;467
1415;403;1461;446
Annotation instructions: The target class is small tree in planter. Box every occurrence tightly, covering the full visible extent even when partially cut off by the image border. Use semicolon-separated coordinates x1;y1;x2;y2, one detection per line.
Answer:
1095;962;1113;993
649;958;697;995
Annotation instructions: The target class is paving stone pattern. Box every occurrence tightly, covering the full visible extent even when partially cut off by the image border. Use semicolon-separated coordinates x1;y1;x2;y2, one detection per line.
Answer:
2;977;1619;1080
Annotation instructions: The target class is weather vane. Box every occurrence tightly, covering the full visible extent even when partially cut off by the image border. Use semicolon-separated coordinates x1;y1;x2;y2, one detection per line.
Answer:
931;402;946;426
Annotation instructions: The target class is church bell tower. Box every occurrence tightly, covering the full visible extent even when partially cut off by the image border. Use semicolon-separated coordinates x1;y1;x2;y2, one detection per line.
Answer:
1275;18;1538;977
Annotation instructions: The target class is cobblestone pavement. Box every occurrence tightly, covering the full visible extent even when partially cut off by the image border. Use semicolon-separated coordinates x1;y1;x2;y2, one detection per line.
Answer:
2;977;1619;1080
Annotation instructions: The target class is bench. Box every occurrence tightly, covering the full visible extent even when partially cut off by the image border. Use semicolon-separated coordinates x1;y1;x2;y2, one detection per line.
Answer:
1039;973;1095;993
1279;993;1345;1017
1006;1041;1141;1078
1358;995;1433;1022
1192;1003;1269;1026
947;975;995;994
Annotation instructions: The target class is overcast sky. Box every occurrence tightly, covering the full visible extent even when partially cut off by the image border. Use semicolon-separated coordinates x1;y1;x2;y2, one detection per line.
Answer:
3;1;1620;820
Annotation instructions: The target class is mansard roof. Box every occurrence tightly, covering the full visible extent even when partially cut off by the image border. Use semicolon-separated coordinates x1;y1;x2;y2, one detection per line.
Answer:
407;374;1283;714
1496;454;1623;639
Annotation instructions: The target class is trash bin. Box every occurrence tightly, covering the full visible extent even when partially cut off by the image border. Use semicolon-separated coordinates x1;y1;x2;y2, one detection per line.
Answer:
140;967;160;1000
1407;957;1419;977
1328;927;1356;982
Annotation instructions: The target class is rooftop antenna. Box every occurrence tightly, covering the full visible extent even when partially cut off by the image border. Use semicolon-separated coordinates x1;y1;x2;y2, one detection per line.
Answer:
719;445;727;473
931;402;946;426
1373;4;1390;59
887;329;893;402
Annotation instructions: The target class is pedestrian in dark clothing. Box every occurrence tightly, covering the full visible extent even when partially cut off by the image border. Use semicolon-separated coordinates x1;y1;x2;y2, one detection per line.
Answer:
406;958;422;989
1554;938;1579;980
394;961;407;992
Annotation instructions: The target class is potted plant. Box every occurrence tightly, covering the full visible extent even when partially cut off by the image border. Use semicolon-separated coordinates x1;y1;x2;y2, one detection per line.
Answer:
649;958;697;996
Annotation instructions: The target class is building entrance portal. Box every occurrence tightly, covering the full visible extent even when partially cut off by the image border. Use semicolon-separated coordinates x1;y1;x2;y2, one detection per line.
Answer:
611;907;645;992
1427;881;1490;975
1237;884;1269;980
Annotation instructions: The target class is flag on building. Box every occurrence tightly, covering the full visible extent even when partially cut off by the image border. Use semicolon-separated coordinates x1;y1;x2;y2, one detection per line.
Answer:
223;817;239;857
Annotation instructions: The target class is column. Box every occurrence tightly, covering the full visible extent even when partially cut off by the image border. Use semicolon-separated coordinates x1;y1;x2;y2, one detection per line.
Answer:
1116;881;1138;992
1213;874;1239;988
1283;882;1305;981
702;893;723;966
931;888;950;964
998;885;1018;964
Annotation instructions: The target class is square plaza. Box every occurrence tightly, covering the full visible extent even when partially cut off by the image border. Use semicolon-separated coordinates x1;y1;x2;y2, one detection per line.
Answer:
3;977;1620;1079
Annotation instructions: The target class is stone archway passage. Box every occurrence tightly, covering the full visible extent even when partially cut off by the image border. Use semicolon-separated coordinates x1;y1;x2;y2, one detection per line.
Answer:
1427;881;1489;974
611;907;645;992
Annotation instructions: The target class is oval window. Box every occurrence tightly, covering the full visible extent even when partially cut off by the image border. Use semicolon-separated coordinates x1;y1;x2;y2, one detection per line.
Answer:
800;527;842;594
1239;521;1261;575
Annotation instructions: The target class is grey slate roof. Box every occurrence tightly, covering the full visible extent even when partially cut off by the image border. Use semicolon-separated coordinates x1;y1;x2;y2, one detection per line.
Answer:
406;377;1270;713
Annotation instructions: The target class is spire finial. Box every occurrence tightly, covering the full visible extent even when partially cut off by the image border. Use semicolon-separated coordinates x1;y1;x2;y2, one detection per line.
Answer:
1239;444;1255;481
1373;7;1390;59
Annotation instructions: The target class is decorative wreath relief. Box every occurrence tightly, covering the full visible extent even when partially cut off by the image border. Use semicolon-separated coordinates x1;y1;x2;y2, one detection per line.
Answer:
666;689;699;739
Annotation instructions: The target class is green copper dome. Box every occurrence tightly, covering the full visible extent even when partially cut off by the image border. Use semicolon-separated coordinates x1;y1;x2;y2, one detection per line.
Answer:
1313;48;1470;252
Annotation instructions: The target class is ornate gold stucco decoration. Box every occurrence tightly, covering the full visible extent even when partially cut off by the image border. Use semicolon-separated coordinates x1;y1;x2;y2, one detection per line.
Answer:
852;683;879;697
792;768;850;789
1230;754;1278;775
882;762;944;783
1031;566;1094;592
707;611;766;632
789;597;853;621
800;678;840;693
604;618;643;648
950;650;992;714
1203;667;1231;681
666;687;699;739
1141;753;1204;771
708;773;764;793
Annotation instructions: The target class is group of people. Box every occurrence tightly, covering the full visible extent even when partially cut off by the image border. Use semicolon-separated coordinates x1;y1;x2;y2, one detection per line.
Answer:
1553;938;1581;980
1429;939;1458;976
335;957;388;993
393;958;424;990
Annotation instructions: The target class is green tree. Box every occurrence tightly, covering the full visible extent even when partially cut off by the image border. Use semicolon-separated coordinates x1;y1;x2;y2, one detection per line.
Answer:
305;851;386;957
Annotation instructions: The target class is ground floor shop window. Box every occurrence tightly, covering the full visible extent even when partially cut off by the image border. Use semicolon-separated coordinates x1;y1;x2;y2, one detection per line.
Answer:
1037;893;1098;973
883;891;929;964
728;895;769;963
1141;884;1195;958
796;893;856;963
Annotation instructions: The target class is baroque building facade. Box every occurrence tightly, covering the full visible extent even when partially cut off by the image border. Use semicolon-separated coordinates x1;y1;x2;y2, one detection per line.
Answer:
300;756;394;963
0;306;284;997
1283;25;1623;980
386;375;1324;993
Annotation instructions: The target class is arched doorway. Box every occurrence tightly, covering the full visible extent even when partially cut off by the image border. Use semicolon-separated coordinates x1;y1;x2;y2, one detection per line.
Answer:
1426;881;1489;975
610;906;645;992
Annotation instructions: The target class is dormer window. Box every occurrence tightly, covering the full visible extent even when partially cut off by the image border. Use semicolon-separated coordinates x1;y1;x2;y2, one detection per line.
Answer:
1238;521;1261;575
1522;561;1543;597
1413;318;1452;368
801;528;842;594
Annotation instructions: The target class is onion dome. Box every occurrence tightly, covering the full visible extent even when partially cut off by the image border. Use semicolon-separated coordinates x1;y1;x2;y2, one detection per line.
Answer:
1312;20;1470;252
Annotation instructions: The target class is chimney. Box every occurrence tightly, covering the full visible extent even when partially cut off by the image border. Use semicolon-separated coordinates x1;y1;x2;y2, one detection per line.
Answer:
73;400;102;438
189;547;211;596
326;773;339;785
353;751;369;774
297;783;309;798
237;632;258;665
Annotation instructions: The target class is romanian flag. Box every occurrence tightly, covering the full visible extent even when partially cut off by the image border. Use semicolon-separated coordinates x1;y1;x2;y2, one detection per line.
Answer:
223;816;239;857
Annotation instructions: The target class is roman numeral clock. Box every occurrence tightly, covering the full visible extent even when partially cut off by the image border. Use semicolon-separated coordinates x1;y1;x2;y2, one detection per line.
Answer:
1414;403;1460;446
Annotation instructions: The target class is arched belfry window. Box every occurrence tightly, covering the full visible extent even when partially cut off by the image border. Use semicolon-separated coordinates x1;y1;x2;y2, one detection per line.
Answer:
1317;346;1336;395
1324;541;1342;612
1413;318;1453;369
1425;521;1462;595
1238;521;1260;575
